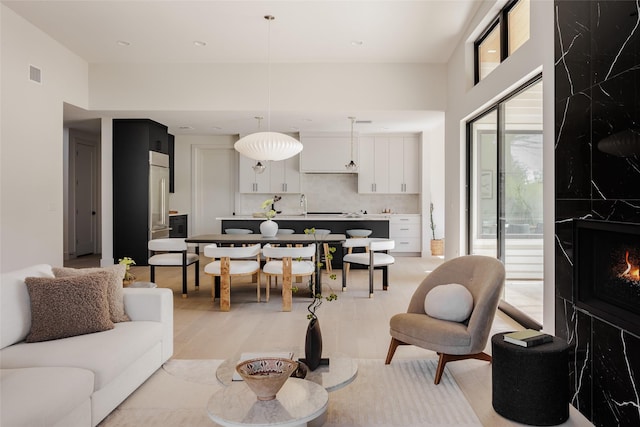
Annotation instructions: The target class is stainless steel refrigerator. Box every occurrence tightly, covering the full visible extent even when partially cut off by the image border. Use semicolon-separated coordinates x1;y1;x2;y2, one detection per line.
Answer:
149;151;170;240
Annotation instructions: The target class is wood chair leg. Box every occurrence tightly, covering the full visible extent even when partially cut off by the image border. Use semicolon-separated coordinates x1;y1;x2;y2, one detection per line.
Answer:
282;257;292;312
385;337;407;365
220;258;231;312
434;352;492;385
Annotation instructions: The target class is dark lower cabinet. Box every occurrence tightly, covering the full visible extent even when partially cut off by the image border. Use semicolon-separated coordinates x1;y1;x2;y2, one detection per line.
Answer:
170;214;188;238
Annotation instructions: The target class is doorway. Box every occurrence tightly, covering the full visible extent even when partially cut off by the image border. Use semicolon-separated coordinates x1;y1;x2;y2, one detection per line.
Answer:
468;76;543;324
66;128;101;259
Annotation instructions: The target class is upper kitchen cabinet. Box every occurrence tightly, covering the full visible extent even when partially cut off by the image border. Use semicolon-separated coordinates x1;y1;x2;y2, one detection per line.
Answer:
269;156;301;193
299;133;358;173
358;134;420;194
238;155;270;193
238;154;300;194
389;135;420;193
358;136;390;193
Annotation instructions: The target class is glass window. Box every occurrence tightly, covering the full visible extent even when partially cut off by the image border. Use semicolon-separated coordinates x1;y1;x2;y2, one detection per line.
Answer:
508;0;530;55
477;23;501;81
468;77;543;324
474;0;530;84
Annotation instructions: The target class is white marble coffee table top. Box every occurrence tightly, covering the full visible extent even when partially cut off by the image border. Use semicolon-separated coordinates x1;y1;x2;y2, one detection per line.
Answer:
207;378;328;427
217;352;358;392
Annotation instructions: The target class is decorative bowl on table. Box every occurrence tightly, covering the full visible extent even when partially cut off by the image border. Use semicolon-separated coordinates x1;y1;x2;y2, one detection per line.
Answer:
235;357;298;401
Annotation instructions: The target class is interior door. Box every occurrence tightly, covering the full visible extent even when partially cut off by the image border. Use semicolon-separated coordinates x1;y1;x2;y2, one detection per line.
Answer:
193;146;235;235
75;140;97;256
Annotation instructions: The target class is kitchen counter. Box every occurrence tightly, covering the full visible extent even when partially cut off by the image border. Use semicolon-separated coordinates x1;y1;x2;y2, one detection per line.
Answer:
217;214;393;221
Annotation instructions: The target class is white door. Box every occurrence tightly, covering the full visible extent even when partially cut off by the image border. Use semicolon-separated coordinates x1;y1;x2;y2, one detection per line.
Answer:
75;140;97;256
193;146;235;235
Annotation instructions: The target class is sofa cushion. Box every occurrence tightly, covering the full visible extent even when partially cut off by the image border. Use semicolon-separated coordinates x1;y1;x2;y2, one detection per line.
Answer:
0;321;163;390
53;265;130;323
0;264;54;349
0;367;94;427
424;283;474;322
25;272;114;343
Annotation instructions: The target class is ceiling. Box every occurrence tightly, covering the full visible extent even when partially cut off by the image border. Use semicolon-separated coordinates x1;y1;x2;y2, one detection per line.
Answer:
4;0;487;136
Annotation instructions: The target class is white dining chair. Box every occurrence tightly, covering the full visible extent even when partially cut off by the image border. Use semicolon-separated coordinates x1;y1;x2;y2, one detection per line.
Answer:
148;238;200;298
204;243;261;311
262;244;316;312
342;238;395;297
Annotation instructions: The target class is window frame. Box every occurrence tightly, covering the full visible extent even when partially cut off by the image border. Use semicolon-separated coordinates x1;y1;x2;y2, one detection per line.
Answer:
473;0;527;84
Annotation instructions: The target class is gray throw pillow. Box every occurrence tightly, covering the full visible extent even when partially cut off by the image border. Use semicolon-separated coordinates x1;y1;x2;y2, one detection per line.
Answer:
52;265;130;322
25;271;114;343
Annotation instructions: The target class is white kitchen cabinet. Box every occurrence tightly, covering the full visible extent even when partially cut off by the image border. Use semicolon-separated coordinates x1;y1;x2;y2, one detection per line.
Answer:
389;214;421;253
358;136;390;193
239;154;301;194
238;155;270;193
388;135;420;193
269;156;301;193
299;134;358;173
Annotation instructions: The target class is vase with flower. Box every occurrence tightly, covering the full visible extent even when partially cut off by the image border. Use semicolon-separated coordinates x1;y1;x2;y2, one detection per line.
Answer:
118;256;136;286
294;228;338;370
259;197;280;237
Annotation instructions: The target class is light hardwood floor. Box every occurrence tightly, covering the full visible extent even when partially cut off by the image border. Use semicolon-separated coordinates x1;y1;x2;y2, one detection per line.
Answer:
68;254;591;426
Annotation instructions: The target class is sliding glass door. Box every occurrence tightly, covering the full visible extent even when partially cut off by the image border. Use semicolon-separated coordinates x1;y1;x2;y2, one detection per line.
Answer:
468;77;543;323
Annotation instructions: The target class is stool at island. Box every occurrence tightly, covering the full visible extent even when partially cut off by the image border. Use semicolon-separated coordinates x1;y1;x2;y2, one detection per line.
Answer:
491;332;570;426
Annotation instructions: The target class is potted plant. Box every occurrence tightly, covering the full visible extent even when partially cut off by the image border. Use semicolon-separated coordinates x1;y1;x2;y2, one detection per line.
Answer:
118;256;136;285
429;202;444;256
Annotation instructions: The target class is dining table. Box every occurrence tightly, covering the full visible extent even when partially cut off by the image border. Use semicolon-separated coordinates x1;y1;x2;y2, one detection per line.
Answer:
185;233;347;296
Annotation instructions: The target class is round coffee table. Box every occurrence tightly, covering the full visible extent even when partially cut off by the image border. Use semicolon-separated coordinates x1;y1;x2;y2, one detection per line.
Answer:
207;378;328;427
217;353;357;392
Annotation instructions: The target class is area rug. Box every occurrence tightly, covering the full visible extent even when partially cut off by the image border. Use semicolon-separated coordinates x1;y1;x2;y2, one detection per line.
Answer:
99;358;482;427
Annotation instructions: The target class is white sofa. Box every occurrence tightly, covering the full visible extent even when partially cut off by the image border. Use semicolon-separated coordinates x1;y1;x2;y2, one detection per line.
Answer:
0;264;174;427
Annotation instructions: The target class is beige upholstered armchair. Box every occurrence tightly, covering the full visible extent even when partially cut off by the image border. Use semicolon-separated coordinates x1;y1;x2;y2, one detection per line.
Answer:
385;255;505;384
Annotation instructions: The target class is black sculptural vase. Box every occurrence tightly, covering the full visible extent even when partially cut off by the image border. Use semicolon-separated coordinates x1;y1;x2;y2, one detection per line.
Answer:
305;317;323;371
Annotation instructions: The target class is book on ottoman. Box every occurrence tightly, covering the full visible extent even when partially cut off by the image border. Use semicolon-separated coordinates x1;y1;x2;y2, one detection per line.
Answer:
503;329;553;347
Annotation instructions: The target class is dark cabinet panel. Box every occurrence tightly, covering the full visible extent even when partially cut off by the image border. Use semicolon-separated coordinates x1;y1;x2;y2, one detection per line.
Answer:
170;214;188;238
113;119;169;265
168;134;175;193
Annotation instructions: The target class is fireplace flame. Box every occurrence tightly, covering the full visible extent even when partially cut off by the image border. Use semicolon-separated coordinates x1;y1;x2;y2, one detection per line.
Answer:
620;251;640;281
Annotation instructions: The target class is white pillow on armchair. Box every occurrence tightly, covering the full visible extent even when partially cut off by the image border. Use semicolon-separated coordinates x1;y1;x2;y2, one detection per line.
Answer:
424;283;474;322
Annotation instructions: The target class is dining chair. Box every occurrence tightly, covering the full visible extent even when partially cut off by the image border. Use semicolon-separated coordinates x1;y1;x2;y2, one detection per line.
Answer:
148;238;200;298
342;238;395;297
203;243;261;311
344;229;372;277
262;244;316;312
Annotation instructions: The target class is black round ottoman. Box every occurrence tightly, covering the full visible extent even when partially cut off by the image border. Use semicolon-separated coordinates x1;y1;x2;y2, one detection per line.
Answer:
491;332;570;426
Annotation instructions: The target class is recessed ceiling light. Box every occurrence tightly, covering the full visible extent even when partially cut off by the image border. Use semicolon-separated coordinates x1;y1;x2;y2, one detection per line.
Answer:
179;126;194;130
116;40;131;47
351;40;363;46
212;126;222;130
194;41;207;47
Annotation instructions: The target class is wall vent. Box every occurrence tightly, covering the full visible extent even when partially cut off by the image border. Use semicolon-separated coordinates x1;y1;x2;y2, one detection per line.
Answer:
29;65;42;84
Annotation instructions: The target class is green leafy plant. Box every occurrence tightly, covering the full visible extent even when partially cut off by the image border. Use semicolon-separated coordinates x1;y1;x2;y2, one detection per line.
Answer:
429;202;437;240
291;228;338;320
118;257;136;282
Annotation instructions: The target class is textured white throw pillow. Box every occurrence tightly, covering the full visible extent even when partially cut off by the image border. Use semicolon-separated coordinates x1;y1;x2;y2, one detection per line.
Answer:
424;283;474;322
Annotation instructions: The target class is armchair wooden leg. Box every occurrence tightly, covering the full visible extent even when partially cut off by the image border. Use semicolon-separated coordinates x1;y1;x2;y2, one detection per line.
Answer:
434;352;492;385
385;337;408;365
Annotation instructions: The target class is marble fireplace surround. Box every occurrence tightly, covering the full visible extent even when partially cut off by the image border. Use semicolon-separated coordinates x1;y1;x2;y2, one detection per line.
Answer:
554;1;640;426
573;219;640;338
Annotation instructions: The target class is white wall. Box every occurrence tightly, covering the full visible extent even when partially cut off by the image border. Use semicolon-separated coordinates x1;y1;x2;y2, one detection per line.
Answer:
443;0;555;330
89;63;447;112
1;5;89;271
